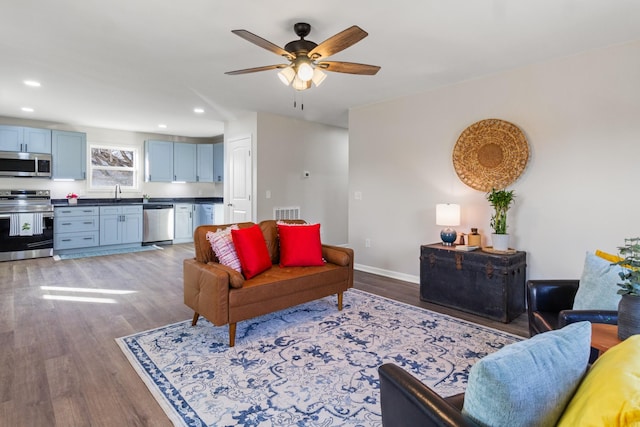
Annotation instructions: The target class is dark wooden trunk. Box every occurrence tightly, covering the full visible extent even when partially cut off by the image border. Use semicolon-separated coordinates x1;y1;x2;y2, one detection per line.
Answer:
420;244;527;323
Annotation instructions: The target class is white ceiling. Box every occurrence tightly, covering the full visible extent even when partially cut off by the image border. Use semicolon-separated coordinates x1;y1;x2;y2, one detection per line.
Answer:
2;0;640;137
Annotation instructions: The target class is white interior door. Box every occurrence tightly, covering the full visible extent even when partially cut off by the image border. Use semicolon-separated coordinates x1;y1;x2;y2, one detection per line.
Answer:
228;136;252;223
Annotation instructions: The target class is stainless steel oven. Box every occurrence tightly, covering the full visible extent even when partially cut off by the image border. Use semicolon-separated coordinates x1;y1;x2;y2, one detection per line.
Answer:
0;189;54;261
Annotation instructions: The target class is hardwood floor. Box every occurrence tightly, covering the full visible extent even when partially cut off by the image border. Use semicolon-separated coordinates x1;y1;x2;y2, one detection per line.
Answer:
0;244;529;426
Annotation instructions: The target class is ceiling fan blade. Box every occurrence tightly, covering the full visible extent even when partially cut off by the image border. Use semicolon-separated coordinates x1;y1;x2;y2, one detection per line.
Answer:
308;26;368;59
231;29;295;60
225;64;288;75
317;61;381;75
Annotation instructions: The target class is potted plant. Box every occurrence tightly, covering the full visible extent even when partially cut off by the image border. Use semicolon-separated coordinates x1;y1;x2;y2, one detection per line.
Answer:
616;237;640;340
486;188;515;251
66;192;78;205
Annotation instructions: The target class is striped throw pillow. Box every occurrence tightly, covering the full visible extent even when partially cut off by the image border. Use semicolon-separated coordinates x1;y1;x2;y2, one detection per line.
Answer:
206;225;241;273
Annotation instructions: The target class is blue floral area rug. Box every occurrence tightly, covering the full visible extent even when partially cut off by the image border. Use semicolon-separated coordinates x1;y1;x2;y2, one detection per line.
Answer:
116;289;521;426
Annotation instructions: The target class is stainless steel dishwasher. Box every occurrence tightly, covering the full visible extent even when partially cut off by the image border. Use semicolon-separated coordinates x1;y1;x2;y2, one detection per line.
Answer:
142;204;174;245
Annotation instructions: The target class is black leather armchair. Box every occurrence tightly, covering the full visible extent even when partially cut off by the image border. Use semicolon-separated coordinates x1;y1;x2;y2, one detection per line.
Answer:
378;363;481;427
526;279;618;337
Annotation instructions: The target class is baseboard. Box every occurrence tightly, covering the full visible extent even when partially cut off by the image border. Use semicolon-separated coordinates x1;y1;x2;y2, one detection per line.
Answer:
354;263;419;284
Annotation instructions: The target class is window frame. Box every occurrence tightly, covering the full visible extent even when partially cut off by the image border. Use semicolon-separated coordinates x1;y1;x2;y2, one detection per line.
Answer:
88;144;140;191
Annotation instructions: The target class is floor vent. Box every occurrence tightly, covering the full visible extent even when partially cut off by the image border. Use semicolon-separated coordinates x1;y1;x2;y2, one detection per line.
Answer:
274;206;301;220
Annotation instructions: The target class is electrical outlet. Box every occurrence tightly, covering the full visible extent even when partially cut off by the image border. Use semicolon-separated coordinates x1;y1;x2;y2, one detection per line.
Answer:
266;190;271;199
365;238;371;248
354;191;362;200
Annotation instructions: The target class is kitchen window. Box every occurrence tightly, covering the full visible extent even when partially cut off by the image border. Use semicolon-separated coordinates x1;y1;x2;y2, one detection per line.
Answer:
89;145;138;190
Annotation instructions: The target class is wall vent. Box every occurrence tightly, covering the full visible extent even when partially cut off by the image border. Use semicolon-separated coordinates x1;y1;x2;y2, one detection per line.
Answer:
274;206;301;220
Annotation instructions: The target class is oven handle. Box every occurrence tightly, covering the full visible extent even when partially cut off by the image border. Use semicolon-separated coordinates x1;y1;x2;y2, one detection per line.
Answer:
0;212;54;219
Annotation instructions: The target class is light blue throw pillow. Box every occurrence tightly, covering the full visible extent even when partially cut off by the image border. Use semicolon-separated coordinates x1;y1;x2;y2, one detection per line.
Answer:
573;251;623;310
461;322;591;427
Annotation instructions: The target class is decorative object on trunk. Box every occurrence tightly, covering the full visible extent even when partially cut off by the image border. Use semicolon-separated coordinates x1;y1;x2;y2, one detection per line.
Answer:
486;188;515;252
453;119;529;191
468;228;481;247
436;203;460;246
616;237;640;340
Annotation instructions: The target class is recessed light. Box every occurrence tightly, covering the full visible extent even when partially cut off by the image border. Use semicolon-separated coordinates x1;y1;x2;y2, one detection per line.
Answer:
158;124;167;129
24;80;41;87
194;108;205;114
21;107;34;112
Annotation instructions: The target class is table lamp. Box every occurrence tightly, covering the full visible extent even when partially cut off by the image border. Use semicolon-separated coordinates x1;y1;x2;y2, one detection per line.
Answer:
436;203;460;246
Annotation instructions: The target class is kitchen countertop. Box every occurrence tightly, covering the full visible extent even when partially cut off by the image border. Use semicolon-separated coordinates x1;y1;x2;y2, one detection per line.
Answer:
52;197;223;207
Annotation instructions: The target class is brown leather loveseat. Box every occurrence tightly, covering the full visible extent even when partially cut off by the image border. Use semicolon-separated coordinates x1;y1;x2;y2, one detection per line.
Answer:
183;220;354;346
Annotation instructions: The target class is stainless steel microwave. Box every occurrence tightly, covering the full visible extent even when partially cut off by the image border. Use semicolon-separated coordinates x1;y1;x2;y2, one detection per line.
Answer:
0;151;52;177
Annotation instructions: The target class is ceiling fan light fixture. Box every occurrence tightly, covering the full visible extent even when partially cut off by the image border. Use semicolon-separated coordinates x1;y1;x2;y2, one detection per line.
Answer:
292;75;311;91
278;66;295;86
295;58;314;82
312;68;326;87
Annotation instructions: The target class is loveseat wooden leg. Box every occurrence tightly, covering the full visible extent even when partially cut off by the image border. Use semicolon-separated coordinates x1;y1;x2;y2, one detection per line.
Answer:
192;312;199;326
229;323;237;347
338;292;343;311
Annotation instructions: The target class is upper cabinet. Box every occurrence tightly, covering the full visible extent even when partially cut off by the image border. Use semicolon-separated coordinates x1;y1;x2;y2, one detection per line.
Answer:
174;142;197;182
196;144;214;183
145;140;174;182
0;125;51;154
213;142;223;183
52;130;86;180
146;140;223;183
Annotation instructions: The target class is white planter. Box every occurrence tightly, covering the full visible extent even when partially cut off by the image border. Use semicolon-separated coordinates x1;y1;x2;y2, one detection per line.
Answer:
492;234;510;251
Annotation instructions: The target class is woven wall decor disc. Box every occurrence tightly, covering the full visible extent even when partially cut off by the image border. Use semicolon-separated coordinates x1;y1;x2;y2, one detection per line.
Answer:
452;119;529;191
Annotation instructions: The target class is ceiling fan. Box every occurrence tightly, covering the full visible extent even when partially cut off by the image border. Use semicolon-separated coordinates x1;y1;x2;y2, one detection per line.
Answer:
225;22;381;91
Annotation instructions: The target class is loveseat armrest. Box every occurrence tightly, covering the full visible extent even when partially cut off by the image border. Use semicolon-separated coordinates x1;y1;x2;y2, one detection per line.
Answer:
322;245;354;267
558;310;618;328
378;363;481;427
183;258;231;327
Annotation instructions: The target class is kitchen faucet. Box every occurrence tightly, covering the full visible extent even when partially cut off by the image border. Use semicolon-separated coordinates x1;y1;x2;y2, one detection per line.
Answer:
115;184;121;199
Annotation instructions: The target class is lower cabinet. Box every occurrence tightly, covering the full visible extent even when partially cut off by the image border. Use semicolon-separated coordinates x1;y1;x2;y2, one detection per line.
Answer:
99;205;143;246
54;205;143;253
54;206;100;250
174;203;193;244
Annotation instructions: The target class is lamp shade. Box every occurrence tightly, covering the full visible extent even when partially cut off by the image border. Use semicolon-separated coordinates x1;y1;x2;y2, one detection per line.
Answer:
436;204;460;226
297;61;314;82
278;66;295;86
312;68;327;87
292;75;312;91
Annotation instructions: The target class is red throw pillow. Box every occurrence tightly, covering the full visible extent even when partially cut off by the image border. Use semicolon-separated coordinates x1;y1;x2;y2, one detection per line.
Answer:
231;225;272;279
277;223;324;267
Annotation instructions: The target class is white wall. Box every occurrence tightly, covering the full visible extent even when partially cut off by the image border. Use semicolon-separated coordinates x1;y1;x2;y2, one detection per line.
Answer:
0;116;222;200
256;112;349;245
349;40;640;282
223;111;349;244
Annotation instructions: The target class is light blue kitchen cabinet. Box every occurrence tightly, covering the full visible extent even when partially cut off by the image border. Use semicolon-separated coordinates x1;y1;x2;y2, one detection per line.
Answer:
196;144;214;182
99;205;143;246
192;203;214;233
213;142;224;183
145;140;174;182
53;206;100;250
52;130;86;179
174;142;197;182
0;125;51;153
174;203;193;243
